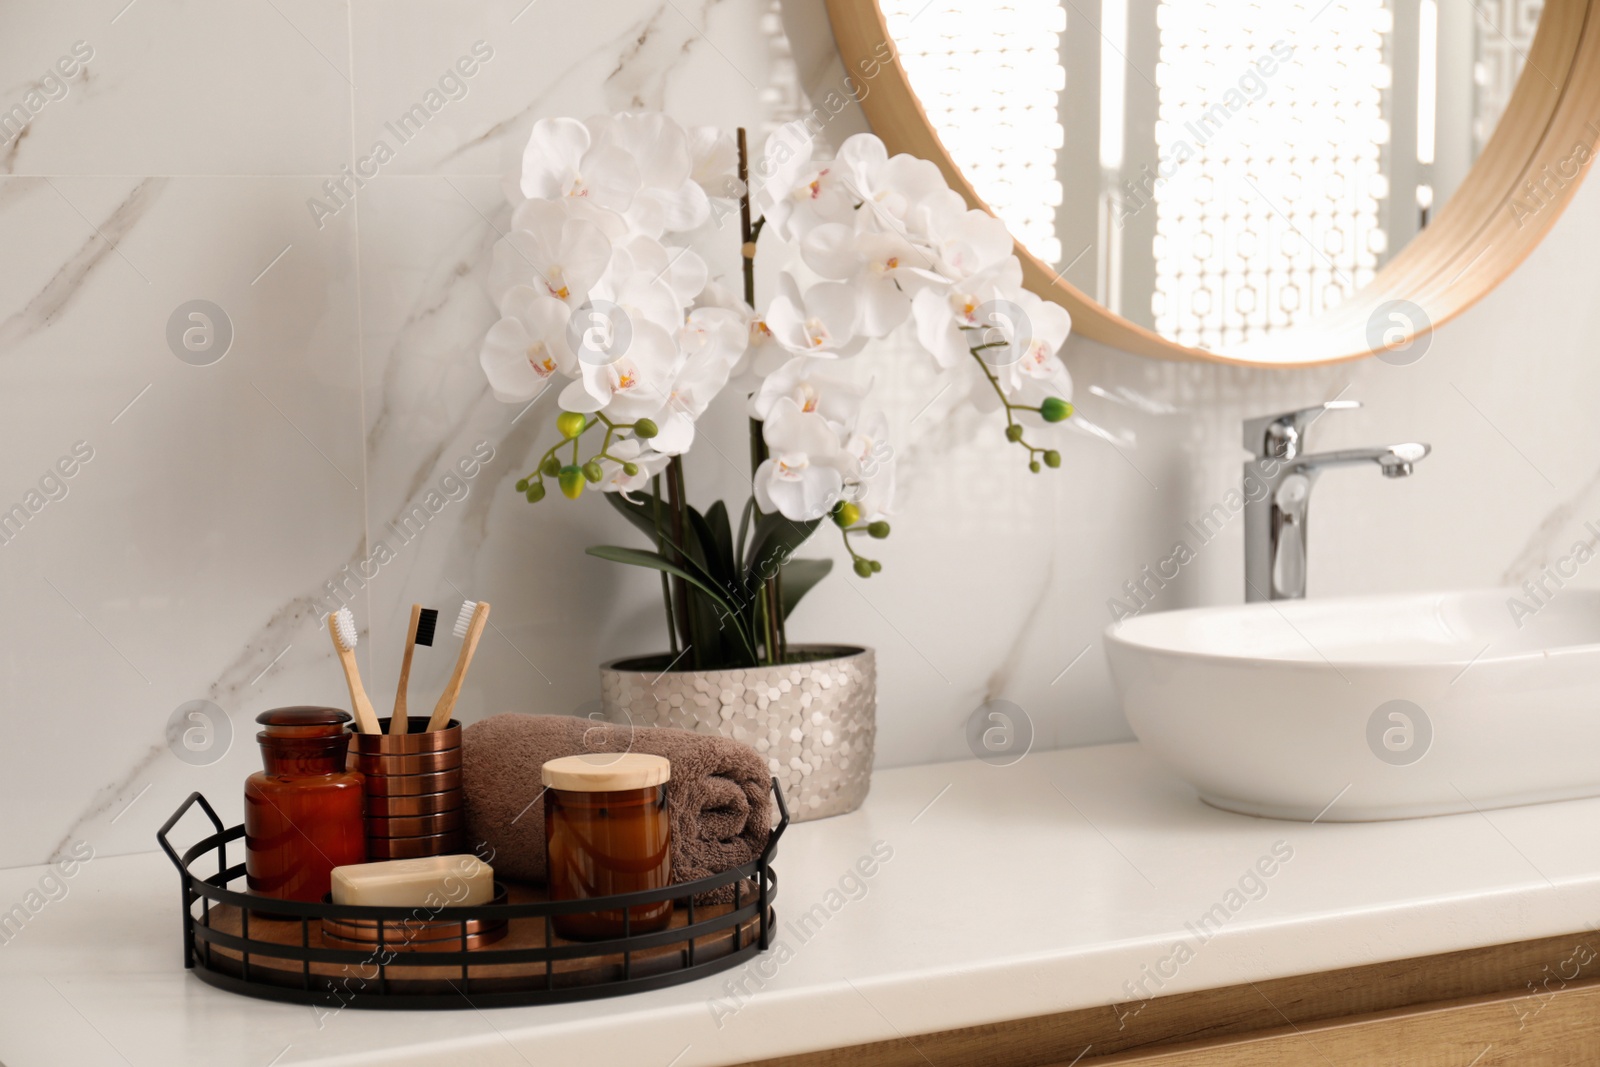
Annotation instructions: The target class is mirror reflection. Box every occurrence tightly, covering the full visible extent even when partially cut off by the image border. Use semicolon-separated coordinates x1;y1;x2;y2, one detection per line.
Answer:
882;0;1545;354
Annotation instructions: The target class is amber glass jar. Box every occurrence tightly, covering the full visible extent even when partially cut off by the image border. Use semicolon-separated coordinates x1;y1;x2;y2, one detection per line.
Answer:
542;753;672;941
245;707;366;904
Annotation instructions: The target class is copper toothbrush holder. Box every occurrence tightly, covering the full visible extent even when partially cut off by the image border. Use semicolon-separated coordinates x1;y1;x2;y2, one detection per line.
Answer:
352;718;465;860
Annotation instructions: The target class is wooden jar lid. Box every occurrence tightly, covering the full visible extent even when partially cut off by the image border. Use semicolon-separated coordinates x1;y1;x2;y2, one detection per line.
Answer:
541;753;671;791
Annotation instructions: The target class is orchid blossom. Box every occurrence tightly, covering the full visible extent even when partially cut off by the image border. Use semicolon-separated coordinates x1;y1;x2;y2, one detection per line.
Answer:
763;274;866;358
479;286;578;402
475;111;1077;670
753;397;857;521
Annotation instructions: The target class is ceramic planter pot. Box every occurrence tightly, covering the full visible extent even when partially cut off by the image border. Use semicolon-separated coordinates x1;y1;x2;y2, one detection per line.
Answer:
599;645;875;821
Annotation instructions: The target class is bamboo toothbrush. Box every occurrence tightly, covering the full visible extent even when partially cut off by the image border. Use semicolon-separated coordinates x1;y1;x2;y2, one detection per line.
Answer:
425;600;490;732
390;605;439;735
327;607;382;735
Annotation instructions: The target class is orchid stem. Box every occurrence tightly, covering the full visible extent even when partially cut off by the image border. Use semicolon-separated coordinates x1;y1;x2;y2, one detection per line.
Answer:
651;474;679;656
738;124;783;666
970;346;1048;461
665;456;696;668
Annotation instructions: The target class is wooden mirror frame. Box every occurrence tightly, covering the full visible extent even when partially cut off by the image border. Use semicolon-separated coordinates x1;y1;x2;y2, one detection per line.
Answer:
825;0;1600;366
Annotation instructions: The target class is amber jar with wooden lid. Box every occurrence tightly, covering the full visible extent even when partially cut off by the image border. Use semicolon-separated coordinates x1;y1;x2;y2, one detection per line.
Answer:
542;753;672;941
244;707;366;904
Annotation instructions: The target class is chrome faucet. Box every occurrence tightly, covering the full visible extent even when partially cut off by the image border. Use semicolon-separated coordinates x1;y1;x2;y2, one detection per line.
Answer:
1243;401;1431;602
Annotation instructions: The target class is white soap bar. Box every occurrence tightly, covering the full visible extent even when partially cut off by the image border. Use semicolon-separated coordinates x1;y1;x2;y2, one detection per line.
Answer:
330;855;494;908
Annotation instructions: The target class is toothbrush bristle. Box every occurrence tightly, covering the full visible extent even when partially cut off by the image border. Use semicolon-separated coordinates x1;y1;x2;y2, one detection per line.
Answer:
414;608;438;647
333;607;358;651
453;600;477;639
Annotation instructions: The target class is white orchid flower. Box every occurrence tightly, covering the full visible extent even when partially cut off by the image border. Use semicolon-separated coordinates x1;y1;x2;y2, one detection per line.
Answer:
480;106;1077;536
800;221;943;337
688;125;744;201
750;122;815;235
901;186;967;244
649;307;747;454
965;292;1035;373
589;112;710;235
749;355;867;436
520;117;640;212
910;288;966;368
487;199;612;308
828;134;961;251
763;273;865;359
591;243;687;334
876;157;953;235
995;292;1074;398
844;408;896;521
922;199;1017;283
510;194;630;242
696;281;782;380
752;121;854;242
597;437;671;498
832;136;950;234
754;397;857;521
618;235;706;312
479;286;578;402
832;134;889;198
558;317;679;420
909;258;1024;368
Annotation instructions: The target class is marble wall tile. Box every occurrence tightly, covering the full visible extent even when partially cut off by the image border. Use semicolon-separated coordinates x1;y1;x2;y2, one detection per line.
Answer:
0;0;351;175
0;175;365;867
349;0;779;178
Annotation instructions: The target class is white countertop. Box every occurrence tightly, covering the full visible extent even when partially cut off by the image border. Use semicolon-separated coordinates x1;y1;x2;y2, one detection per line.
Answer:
6;741;1600;1067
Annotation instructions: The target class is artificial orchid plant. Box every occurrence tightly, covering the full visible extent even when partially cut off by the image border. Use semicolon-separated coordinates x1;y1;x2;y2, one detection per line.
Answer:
477;112;1076;671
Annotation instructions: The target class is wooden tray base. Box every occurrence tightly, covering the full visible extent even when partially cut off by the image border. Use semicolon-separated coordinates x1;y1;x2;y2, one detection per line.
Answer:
200;880;760;994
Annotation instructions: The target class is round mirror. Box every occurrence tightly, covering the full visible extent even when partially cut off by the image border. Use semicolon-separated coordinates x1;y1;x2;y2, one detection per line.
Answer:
827;0;1598;364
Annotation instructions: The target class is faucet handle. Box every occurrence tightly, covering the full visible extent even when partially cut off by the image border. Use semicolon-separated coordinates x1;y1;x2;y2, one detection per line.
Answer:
1242;400;1361;460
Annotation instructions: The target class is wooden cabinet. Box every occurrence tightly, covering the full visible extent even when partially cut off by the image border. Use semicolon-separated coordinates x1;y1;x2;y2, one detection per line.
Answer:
744;931;1600;1066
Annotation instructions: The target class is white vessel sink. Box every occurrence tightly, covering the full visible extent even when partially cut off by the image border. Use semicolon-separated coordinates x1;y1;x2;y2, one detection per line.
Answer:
1104;589;1600;821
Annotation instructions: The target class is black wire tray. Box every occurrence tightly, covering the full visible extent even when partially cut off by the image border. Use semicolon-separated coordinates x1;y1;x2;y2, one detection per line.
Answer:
157;779;788;1009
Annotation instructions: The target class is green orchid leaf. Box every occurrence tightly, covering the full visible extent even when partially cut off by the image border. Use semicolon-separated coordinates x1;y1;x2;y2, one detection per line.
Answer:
704;499;735;578
744;511;823;585
734;496;755;568
687;505;733;590
603;491;728;596
603;490;663;545
602;494;753;667
779;558;833;621
585;545;758;663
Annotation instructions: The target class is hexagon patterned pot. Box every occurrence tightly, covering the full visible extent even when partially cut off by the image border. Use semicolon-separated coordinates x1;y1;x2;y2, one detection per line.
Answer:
599;645;875;822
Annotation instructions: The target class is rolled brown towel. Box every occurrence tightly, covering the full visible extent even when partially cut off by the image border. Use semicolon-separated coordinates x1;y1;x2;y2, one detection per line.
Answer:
462;713;773;903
